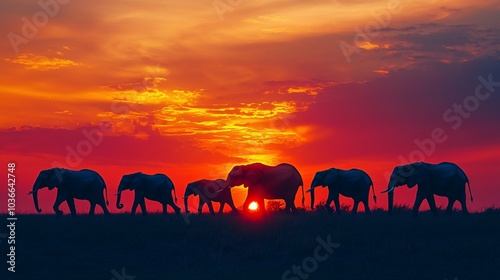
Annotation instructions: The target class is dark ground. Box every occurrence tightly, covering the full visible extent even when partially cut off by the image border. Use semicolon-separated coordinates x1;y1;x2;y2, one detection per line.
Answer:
1;208;499;280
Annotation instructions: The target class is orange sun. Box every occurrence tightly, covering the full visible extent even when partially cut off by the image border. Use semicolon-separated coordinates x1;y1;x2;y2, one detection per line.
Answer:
248;201;259;211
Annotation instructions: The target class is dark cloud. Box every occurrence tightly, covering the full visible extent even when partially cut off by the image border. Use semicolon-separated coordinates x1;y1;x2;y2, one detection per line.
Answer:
370;24;500;64
286;57;500;165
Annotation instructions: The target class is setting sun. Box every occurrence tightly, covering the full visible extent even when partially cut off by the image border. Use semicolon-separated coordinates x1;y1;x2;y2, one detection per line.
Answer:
248;201;259;211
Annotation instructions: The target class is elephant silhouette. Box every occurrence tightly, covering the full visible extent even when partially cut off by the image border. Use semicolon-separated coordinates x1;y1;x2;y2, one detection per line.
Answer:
116;172;181;215
308;168;376;214
226;163;304;213
184;179;239;215
382;162;473;217
29;168;110;216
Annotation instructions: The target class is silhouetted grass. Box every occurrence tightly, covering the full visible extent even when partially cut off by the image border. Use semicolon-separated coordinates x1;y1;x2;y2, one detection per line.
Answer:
1;209;499;280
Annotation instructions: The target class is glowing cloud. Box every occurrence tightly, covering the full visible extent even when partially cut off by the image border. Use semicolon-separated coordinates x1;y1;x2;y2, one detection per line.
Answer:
5;53;83;71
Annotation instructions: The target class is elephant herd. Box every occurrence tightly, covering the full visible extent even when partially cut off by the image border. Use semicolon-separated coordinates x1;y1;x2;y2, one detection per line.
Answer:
29;161;473;217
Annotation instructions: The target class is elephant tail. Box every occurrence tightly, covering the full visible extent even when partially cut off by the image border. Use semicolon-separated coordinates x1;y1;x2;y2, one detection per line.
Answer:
297;171;304;208
467;179;473;202
301;184;305;208
98;174;110;206
104;184;109;206
371;181;377;204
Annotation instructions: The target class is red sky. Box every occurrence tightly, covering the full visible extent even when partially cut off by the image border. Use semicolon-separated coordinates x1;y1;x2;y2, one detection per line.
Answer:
1;0;499;214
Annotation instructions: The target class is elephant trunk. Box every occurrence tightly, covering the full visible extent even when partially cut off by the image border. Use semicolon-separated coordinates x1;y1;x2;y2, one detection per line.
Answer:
116;191;124;209
383;179;397;215
32;190;42;213
30;181;42;213
310;178;320;210
310;186;316;210
184;196;190;213
388;190;394;215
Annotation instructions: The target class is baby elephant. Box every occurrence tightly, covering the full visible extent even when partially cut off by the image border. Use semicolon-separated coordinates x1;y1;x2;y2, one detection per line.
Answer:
116;172;181;215
184;179;239;215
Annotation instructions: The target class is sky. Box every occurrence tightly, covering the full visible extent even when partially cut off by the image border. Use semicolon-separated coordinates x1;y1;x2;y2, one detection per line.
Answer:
0;0;499;214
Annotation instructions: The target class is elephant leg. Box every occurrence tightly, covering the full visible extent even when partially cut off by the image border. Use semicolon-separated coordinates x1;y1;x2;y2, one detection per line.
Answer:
333;195;341;215
412;192;426;217
288;199;298;213
324;197;334;214
99;201;110;216
283;200;290;213
258;197;266;215
281;199;289;212
458;198;469;214
218;202;225;214
352;200;359;214
67;198;77;217
53;194;65;215
131;194;142;216
89;202;96;216
131;201;139;216
242;198;251;214
139;200;147;216
228;200;239;214
207;201;215;216
426;195;439;218
169;202;181;215
94;194;110;216
445;198;455;215
198;201;205;215
362;199;371;214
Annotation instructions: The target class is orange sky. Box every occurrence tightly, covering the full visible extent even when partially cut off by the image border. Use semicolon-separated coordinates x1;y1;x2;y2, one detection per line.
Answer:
1;0;499;214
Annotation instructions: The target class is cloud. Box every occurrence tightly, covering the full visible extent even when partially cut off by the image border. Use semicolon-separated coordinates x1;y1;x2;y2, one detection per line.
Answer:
5;53;83;70
95;95;314;164
370;24;500;64
286;57;500;165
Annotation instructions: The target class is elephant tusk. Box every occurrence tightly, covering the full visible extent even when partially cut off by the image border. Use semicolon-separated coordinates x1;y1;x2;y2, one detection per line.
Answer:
217;187;229;193
381;187;395;193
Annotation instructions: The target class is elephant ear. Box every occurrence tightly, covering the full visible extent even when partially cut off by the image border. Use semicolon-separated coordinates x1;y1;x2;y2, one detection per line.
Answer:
323;169;338;188
406;163;430;188
129;173;143;190
190;181;203;196
48;168;66;190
